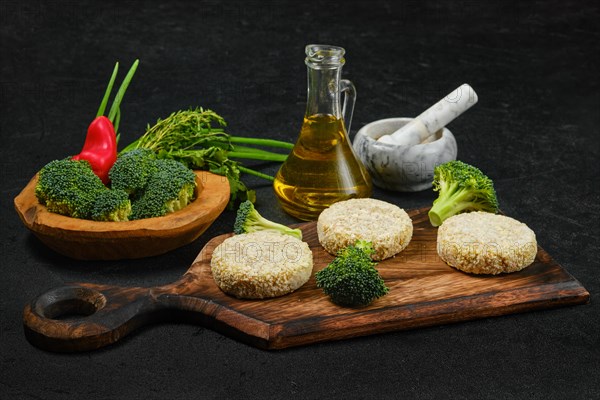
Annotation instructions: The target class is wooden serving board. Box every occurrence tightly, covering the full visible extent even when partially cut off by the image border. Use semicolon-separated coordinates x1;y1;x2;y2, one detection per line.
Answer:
23;207;589;352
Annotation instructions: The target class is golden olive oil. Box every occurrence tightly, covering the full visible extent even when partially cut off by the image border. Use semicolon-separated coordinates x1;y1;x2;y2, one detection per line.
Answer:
274;114;372;221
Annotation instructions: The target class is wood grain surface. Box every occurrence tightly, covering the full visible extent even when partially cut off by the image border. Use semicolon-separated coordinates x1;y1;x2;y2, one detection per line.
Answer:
23;207;589;352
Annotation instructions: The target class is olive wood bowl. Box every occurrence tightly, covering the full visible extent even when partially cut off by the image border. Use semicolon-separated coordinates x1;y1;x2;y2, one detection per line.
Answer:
13;171;230;260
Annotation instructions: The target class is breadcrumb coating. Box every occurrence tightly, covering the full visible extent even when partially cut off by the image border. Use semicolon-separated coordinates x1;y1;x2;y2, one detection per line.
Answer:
211;231;313;299
317;198;413;261
437;212;537;275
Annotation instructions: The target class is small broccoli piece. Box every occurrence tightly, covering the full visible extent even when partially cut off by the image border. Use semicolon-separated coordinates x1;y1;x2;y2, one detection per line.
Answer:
109;148;158;195
35;158;108;219
91;189;132;221
130;159;197;220
233;200;302;239
316;240;389;307
428;160;499;227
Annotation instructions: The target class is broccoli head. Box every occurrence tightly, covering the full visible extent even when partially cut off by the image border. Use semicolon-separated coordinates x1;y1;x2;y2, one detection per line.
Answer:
91;189;132;221
35;158;108;219
35;156;196;221
130;159;197;220
233;200;302;239
315;240;389;307
428;160;499;227
109;148;157;195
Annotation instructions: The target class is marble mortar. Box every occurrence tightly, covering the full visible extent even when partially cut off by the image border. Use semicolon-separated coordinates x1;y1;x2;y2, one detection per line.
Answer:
353;117;458;192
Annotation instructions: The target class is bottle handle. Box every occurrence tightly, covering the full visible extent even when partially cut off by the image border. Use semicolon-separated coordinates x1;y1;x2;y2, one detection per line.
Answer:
340;79;356;137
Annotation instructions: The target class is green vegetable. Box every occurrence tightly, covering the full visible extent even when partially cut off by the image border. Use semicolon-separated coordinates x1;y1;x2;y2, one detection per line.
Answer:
35;152;198;221
316;240;389;307
428;160;499;227
91;189;131;222
35;158;108;219
233;200;302;239
95;59;139;142
130;159;197;220
109;148;158;195
35;158;133;222
107;60;139;125
96;62;120;118
120;108;294;206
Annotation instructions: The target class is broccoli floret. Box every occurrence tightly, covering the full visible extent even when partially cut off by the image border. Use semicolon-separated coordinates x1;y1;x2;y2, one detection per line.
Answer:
91;189;132;221
130;159;197;220
233;200;302;239
35;158;108;219
35;156;195;221
428;160;499;227
316;240;389;307
109;148;158;195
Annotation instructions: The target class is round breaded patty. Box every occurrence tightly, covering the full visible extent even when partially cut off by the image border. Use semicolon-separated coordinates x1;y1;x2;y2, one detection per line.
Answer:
317;198;413;261
211;231;313;299
437;212;537;275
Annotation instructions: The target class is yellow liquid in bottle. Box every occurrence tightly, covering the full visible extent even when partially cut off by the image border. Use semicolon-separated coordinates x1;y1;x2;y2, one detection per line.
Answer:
274;114;372;220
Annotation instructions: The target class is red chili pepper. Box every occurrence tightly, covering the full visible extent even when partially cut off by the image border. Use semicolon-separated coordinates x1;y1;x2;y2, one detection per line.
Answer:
72;116;117;185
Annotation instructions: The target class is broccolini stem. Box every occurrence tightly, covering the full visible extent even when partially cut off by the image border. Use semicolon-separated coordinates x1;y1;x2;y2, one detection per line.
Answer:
429;187;473;227
238;165;275;181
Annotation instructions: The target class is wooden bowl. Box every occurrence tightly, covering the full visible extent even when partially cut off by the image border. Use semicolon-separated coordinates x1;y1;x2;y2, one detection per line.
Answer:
13;171;230;260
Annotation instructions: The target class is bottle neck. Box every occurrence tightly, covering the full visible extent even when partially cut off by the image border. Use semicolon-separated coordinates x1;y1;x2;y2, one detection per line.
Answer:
303;44;346;119
305;65;343;118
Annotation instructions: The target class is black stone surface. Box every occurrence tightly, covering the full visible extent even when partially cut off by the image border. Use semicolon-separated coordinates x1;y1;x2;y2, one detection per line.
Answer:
1;1;598;399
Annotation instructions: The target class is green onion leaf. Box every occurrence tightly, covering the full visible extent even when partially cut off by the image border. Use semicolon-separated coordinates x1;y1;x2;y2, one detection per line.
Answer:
229;136;294;150
108;59;139;122
114;107;121;143
237;165;275;181
96;62;119;117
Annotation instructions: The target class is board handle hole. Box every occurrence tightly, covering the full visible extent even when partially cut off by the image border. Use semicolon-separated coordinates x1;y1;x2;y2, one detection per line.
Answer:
35;287;107;321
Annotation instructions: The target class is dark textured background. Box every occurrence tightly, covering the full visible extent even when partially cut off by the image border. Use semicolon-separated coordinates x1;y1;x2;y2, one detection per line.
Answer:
1;0;599;399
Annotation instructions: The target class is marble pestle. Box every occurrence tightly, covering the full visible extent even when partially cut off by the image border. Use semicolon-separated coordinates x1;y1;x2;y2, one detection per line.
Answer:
377;84;478;146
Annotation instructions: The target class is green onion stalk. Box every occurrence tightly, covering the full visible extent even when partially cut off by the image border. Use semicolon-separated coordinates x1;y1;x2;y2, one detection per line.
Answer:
120;108;294;206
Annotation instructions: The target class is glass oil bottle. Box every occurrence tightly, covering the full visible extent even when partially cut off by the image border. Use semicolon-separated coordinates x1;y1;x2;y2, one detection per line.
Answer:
273;44;372;221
